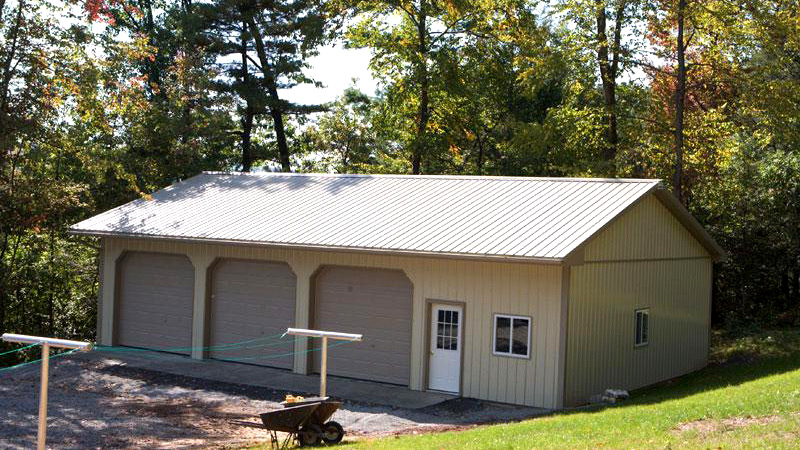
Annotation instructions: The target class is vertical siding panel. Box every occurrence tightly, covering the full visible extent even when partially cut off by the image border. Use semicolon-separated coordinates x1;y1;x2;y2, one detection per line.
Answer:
512;265;525;404
479;268;491;400
534;265;547;407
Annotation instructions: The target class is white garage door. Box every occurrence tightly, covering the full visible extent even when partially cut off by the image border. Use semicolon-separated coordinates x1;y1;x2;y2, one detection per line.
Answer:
116;252;195;354
314;267;413;385
209;259;296;368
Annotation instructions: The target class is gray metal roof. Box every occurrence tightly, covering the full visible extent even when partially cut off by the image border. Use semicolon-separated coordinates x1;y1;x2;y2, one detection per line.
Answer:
70;172;719;263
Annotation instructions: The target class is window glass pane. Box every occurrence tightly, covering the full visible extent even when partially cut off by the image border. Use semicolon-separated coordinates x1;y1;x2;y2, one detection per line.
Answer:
635;312;642;344
642;313;648;342
437;336;444;349
512;318;529;356
452;311;459;323
438;310;445;322
495;316;511;353
437;323;444;337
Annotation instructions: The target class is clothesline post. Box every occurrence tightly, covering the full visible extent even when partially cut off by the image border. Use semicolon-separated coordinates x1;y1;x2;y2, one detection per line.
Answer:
1;333;93;450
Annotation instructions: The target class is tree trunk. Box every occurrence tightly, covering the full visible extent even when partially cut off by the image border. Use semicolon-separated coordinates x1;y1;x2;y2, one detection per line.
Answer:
673;0;687;203
268;83;291;172
413;4;429;175
247;17;291;172
596;1;623;170
240;25;254;172
0;235;8;334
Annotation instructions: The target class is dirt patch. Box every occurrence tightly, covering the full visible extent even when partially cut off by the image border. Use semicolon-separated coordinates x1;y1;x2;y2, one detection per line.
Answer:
0;354;548;449
673;415;783;435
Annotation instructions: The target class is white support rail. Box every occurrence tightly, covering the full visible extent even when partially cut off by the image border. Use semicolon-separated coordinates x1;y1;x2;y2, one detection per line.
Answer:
2;333;93;450
284;328;362;398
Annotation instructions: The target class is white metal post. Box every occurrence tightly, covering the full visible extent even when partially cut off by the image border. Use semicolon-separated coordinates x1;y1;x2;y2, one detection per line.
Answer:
37;343;50;450
1;333;93;450
283;328;362;398
320;336;328;398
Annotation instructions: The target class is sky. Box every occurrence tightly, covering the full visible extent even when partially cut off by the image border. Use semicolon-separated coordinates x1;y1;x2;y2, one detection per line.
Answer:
281;43;379;105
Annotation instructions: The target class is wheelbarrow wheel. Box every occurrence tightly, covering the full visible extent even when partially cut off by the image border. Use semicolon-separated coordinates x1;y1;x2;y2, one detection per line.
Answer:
298;424;322;447
321;421;344;444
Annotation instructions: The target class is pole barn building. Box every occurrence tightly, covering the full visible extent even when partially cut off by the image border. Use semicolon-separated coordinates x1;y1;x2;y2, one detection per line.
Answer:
70;172;725;409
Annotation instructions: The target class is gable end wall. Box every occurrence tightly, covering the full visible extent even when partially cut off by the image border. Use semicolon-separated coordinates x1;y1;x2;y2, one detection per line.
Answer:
564;193;713;406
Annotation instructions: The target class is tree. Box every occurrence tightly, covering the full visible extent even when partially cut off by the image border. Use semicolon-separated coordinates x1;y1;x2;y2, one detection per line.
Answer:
299;87;381;172
559;0;640;173
348;0;488;173
198;0;330;172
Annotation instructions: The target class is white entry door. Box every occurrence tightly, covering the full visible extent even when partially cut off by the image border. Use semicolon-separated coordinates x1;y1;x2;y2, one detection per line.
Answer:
428;304;463;393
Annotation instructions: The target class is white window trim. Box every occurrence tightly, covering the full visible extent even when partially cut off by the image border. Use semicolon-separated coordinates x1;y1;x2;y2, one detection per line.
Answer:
492;313;532;359
635;308;650;348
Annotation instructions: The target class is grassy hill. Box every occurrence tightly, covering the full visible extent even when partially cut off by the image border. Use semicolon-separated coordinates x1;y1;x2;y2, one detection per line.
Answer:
244;330;800;449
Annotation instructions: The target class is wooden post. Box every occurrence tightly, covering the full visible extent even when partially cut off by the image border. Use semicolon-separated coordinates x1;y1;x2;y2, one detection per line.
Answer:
320;336;328;398
37;343;50;450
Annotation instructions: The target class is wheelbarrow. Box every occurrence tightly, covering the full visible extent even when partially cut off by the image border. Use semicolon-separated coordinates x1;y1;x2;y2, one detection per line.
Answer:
260;397;343;448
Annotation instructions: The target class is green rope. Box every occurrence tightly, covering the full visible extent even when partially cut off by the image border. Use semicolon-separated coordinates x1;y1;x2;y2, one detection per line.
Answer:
210;340;350;362
0;342;39;356
0;349;79;374
95;331;289;353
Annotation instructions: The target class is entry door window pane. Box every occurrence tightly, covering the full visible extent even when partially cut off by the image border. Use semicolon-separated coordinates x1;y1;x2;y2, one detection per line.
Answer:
436;308;460;350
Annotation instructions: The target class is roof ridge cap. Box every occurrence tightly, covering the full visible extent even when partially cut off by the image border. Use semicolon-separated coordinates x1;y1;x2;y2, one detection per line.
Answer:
200;171;660;184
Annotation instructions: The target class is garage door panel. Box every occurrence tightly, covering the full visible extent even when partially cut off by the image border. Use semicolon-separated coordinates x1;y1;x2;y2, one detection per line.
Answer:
315;267;412;386
209;259;296;369
117;252;195;354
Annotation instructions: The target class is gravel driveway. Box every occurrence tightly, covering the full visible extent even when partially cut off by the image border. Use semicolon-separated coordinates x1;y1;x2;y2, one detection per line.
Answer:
0;354;549;449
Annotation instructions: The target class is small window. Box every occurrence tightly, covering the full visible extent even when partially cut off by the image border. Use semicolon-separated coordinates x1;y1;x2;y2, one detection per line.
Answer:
493;314;531;358
635;309;649;347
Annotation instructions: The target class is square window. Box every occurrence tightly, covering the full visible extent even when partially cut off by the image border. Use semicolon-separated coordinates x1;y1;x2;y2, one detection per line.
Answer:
635;309;649;347
493;314;530;358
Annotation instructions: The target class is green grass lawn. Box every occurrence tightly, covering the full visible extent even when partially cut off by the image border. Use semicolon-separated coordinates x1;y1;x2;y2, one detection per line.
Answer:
244;329;800;449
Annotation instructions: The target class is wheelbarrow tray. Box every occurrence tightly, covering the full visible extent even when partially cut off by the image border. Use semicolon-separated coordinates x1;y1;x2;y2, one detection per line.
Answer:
280;397;341;426
260;403;321;433
311;400;340;425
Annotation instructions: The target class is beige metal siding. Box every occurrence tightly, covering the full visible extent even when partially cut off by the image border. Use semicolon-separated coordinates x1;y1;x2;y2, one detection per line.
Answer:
116;252;195;354
582;195;709;262
565;259;712;405
313;267;413;385
565;193;713;406
209;259;296;368
100;237;566;409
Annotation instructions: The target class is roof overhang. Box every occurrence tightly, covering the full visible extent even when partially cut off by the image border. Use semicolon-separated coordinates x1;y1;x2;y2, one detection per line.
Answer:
68;229;568;265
